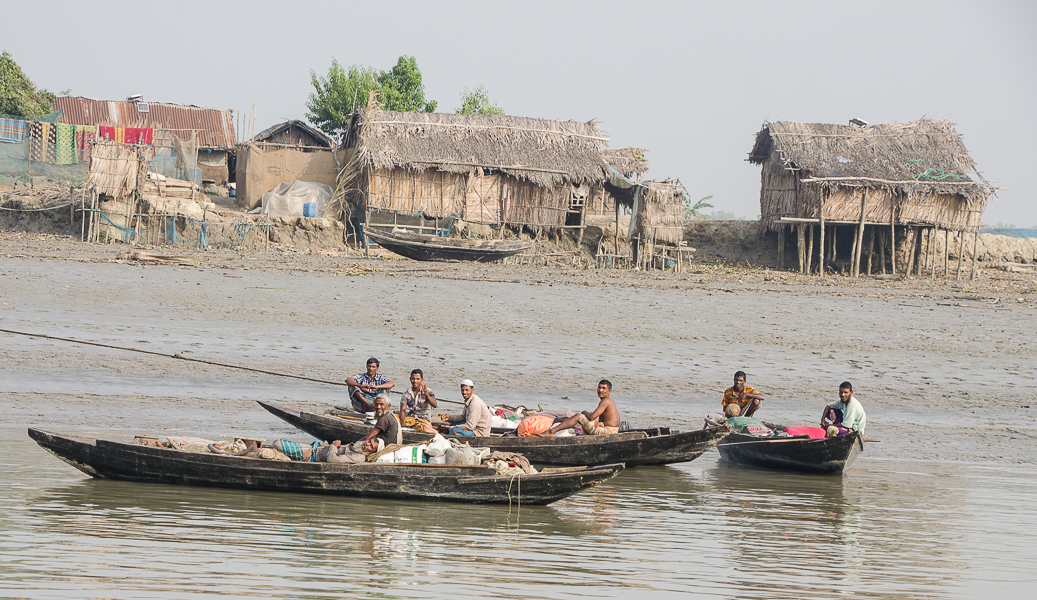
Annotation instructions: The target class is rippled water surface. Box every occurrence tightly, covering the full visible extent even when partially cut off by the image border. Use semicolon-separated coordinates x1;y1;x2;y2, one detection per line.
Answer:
1;428;1033;599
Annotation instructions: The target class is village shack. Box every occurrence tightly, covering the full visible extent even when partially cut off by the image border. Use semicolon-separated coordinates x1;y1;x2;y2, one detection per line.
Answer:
337;108;609;242
748;118;997;277
234;120;344;211
54;96;236;185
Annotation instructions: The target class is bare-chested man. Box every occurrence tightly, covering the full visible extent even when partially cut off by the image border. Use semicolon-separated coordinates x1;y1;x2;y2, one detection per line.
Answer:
541;380;621;436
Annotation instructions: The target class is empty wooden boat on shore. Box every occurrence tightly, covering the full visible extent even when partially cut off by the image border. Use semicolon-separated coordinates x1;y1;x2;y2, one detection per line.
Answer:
258;401;730;468
716;429;864;474
364;228;532;263
28;428;624;505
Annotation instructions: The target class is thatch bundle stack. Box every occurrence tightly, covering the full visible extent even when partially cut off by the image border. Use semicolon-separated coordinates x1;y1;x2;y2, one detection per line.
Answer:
635;180;685;245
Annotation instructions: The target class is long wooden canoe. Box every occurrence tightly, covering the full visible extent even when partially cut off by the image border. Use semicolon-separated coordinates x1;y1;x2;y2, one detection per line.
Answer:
365;229;532;263
716;430;864;474
29;428;624;505
259;401;730;467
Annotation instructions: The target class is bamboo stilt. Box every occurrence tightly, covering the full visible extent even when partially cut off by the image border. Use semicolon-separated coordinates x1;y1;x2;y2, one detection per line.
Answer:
956;230;965;280
852;190;867;277
943;229;949;277
970;230;979;281
878;228;887;274
818;200;826;277
777;226;785;270
865;227;875;275
806;224;814;274
797;224;806;274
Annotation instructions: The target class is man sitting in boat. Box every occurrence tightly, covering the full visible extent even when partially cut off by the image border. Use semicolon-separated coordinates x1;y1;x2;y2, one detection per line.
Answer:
439;379;492;437
358;396;402;450
722;371;766;418
400;368;438;434
346;357;395;413
821;381;867;437
541;380;621;436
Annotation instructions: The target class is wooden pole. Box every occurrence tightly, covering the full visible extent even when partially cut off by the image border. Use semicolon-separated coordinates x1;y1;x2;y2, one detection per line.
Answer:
614;194;620;256
806;224;814;274
943;229;949;277
818;196;826;277
865;226;875;275
889;195;897;276
777;225;785;270
852;189;867;277
956;230;965;280
576;189;589;247
830;225;837;273
878;228;887;274
915;228;924;276
905;227;917;277
970;230;979;281
797;224;806;273
929;227;937;280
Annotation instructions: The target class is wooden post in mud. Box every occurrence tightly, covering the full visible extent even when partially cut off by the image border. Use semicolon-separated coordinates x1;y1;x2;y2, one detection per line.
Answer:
943;229;950;277
865;227;875;275
905;227;918;277
877;228;887;274
852;190;867;277
956;229;966;280
796;225;806;273
930;228;938;280
970;230;979;281
806;225;814;274
915;228;925;276
614;196;620;257
889;197;896;276
777;225;785;270
829;225;837;273
818;198;826;277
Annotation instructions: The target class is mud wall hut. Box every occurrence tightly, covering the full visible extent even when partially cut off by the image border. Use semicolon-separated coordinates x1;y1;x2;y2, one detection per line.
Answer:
748;118;997;277
235;120;344;210
337;108;609;237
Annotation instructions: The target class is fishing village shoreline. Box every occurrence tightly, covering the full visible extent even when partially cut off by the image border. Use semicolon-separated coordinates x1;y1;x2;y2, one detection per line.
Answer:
2;230;1035;467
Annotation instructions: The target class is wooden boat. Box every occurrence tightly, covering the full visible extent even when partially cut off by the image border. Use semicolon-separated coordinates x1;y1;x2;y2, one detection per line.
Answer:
258;401;730;467
28;428;624;505
364;228;532;262
716;429;864;474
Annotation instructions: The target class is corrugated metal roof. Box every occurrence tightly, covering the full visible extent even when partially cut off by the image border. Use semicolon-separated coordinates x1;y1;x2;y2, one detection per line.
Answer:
55;96;236;149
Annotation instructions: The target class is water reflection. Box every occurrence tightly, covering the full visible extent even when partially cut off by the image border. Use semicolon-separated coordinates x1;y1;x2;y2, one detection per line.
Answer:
3;431;1037;599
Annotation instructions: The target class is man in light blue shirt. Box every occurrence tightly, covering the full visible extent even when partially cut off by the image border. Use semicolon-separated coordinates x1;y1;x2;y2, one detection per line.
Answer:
821;381;867;436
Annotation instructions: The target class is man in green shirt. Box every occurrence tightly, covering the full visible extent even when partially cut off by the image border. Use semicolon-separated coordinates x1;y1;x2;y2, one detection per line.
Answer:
821;381;867;436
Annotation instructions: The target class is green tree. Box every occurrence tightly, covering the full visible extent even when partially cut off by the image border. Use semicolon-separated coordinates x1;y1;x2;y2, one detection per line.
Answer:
0;51;55;117
683;194;714;220
455;85;504;115
377;55;437;113
306;59;380;136
306;55;436;136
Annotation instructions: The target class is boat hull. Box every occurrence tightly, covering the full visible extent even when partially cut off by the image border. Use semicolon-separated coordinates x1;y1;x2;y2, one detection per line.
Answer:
365;229;532;263
28;428;623;505
716;431;864;474
259;402;730;467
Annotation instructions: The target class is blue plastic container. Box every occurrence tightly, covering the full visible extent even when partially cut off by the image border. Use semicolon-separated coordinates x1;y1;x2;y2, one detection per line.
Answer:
303;202;316;217
229;187;236;197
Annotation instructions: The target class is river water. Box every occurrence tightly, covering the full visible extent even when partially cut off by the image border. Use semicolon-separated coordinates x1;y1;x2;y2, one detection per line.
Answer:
1;424;1033;599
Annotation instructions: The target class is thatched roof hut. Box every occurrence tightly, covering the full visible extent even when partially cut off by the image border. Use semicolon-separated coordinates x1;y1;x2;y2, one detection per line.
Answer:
749;118;995;233
253;120;333;149
339;108;609;227
603;148;649;179
748;118;997;277
629;179;685;246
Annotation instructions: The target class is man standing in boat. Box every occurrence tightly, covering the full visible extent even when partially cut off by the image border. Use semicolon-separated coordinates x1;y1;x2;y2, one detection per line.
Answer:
722;371;766;418
346;358;395;413
439;379;492;437
821;381;867;437
542;380;621;436
358;395;402;451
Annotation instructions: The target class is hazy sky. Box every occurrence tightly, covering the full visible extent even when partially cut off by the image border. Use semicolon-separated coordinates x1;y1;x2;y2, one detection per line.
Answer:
6;1;1035;225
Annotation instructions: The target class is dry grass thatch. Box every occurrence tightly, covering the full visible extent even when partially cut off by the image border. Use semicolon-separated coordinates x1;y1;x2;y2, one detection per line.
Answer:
633;179;685;245
603;147;649;178
88;140;151;197
749;118;996;232
344;108;609;188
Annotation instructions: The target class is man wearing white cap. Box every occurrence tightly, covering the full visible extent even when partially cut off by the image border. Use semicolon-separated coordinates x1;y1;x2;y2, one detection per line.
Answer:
439;379;493;437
